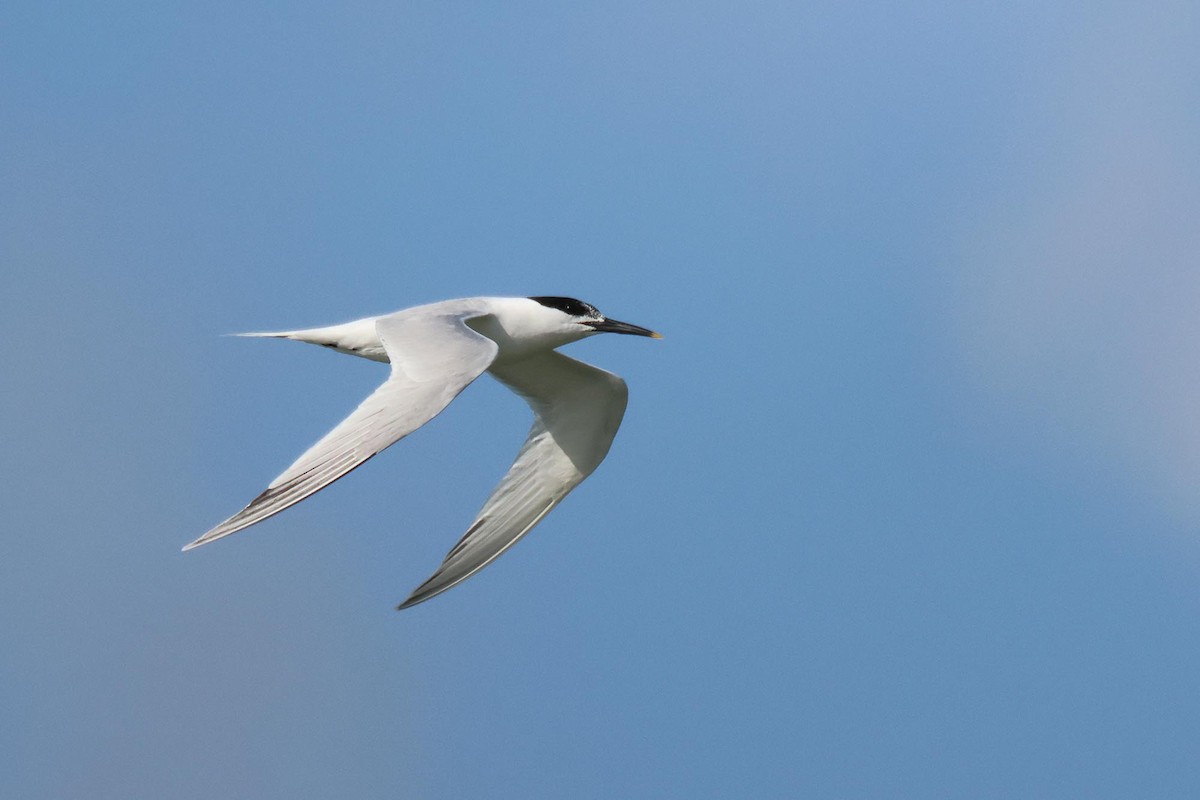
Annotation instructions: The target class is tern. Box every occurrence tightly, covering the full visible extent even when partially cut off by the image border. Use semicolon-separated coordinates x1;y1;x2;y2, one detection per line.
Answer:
185;296;660;609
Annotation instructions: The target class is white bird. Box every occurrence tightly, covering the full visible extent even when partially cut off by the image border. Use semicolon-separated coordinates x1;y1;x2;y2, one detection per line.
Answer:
184;296;660;609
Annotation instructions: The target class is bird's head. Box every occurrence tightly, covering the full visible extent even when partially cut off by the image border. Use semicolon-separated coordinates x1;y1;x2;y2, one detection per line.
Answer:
528;296;662;342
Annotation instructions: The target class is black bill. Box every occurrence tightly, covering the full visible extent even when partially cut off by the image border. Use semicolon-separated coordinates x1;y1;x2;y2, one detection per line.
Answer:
582;318;662;338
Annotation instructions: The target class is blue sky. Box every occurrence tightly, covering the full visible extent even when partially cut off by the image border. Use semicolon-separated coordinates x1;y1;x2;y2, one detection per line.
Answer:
4;1;1200;797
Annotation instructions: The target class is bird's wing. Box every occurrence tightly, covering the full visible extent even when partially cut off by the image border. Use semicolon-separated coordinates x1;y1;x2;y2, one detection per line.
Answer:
184;311;499;550
398;351;629;609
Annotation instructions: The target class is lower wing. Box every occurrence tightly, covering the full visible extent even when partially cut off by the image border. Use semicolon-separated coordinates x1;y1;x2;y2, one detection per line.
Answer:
398;351;628;609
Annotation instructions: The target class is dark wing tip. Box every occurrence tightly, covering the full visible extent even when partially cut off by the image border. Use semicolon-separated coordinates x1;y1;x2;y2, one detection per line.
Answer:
396;591;431;611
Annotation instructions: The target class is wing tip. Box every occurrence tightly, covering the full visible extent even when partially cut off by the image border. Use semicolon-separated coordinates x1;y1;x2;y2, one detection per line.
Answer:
182;518;246;552
181;531;219;552
395;586;437;611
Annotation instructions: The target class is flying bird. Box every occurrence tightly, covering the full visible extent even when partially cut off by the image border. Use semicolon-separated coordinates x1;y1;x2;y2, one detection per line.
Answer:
184;296;660;609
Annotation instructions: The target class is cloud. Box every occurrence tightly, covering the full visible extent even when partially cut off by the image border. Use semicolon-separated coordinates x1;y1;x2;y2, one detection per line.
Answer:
949;3;1200;519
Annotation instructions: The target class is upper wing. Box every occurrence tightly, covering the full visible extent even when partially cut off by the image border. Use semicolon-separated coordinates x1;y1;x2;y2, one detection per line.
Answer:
397;351;629;609
184;310;498;550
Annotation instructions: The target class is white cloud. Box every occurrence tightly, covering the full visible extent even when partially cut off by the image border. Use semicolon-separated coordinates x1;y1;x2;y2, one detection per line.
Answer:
949;3;1200;518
